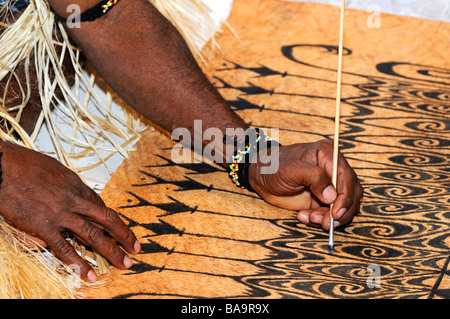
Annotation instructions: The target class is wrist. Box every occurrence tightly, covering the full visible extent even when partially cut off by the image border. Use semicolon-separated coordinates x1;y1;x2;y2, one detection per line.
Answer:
227;128;281;192
248;161;260;193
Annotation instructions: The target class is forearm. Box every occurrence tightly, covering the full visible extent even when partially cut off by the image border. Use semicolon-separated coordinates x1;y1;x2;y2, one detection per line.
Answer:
48;0;248;165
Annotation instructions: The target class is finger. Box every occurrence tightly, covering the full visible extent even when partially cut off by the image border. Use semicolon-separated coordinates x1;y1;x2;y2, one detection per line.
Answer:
76;200;140;254
297;207;329;229
311;206;341;231
313;140;359;206
298;206;341;231
80;186;107;207
23;233;48;248
321;206;341;231
310;193;324;209
310;207;328;227
41;230;97;282
66;216;133;271
297;210;311;225
338;200;360;226
290;161;336;205
331;169;363;221
334;185;363;226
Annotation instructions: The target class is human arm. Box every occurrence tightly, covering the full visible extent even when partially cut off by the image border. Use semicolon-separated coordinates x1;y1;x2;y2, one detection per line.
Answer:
48;0;362;227
0;0;362;281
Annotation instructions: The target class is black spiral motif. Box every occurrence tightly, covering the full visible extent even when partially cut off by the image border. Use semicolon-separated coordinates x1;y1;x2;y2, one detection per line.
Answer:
376;62;450;86
363;202;422;215
400;137;450;149
405;120;450;133
416;102;450;114
350;222;414;239
379;170;448;182
389;153;447;167
419;90;450;102
366;183;443;199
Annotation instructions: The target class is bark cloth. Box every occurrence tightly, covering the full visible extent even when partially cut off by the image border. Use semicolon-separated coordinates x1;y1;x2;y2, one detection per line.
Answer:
85;0;450;299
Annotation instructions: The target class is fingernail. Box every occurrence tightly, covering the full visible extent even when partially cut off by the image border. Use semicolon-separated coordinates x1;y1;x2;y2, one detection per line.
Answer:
323;185;337;203
311;214;322;224
336;208;347;219
298;212;309;224
134;240;141;253
123;255;133;268
87;270;97;282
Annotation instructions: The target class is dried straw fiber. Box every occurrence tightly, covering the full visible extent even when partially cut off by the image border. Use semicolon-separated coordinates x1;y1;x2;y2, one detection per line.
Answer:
86;0;450;298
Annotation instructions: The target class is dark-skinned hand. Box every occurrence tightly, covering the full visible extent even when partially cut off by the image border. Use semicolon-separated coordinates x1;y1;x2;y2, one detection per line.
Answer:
0;142;140;282
249;139;363;230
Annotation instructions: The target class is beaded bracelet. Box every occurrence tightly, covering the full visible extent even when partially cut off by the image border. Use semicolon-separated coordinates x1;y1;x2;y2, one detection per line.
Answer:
55;0;120;23
228;128;281;191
